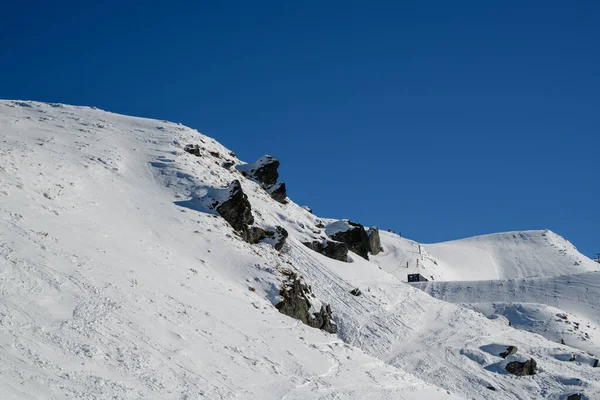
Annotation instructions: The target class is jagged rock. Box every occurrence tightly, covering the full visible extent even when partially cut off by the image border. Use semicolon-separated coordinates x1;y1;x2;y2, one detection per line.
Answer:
264;226;288;251
274;226;288;250
267;182;287;203
310;304;337;334
303;240;348;262
276;273;337;334
505;358;537;376
221;161;234;169
326;220;370;260
237;155;280;186
593;359;599;368
209;151;221;158
215;180;254;232
183;144;201;156
567;394;582;400
499;345;518;359
243;226;267;244
367;227;382;255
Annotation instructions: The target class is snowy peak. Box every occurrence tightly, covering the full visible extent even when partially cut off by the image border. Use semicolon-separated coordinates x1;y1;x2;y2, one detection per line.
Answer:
424;229;599;281
372;228;599;283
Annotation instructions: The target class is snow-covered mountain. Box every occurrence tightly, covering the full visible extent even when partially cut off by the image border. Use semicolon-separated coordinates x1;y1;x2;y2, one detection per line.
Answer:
1;100;598;399
372;229;599;283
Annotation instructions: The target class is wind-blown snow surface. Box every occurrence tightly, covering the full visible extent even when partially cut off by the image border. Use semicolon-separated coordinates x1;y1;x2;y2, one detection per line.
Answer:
1;101;598;399
372;230;600;283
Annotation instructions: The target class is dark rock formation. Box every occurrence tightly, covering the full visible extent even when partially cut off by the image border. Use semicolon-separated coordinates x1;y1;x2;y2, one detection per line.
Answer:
303;240;348;262
265;226;288;251
252;155;279;186
221;161;234;169
243;226;267;244
184;144;201;156
215;180;254;231
328;221;370;260
505;358;537;376
350;288;362;296
213;183;287;251
276;273;337;334
499;346;518;359
209;151;221;158
267;182;287;204
367;227;382;255
566;394;582;400
593;359;599;368
238;155;280;186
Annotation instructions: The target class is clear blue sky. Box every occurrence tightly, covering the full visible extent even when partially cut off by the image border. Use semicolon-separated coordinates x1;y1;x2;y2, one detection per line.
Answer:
1;1;598;257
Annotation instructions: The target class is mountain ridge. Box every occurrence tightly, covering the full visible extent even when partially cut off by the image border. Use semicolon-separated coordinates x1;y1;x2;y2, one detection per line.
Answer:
1;100;598;399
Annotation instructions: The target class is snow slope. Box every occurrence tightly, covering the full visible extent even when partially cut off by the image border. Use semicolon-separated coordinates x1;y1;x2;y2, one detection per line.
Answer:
415;272;600;354
1;100;599;399
373;230;600;282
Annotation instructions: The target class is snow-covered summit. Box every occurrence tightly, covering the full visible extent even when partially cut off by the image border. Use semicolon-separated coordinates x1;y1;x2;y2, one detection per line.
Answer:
372;229;600;283
1;100;599;399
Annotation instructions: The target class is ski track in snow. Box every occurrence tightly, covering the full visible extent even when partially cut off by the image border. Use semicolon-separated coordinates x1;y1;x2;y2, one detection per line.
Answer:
0;100;598;399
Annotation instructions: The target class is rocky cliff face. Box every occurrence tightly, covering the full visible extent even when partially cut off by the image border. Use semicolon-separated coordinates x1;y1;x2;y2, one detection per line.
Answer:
276;271;337;334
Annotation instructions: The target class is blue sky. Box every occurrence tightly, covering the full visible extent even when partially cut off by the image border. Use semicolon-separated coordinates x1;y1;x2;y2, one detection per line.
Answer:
1;1;598;257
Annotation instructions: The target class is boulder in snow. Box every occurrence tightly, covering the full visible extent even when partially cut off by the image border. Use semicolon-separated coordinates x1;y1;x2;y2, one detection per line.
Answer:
276;272;337;334
326;220;370;260
367;227;383;255
303;240;348;262
267;182;287;204
237;155;280;186
264;226;289;251
183;144;201;156
215;180;254;232
499;345;518;359
505;358;537;376
243;226;267;245
221;161;234;169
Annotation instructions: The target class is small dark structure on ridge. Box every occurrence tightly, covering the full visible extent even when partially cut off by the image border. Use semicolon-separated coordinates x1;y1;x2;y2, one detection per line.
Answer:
407;273;428;283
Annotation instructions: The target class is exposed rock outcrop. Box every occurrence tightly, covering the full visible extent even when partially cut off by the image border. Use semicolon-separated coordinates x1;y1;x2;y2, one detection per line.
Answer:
593;359;599;368
566;394;582;400
505;358;537;376
326;220;370;260
237;155;280;186
303;240;348;262
267;182;287;204
499;345;518;359
215;180;254;232
244;226;267;245
367;227;382;255
265;226;289;251
212;180;287;251
183;144;201;156
276;272;337;334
